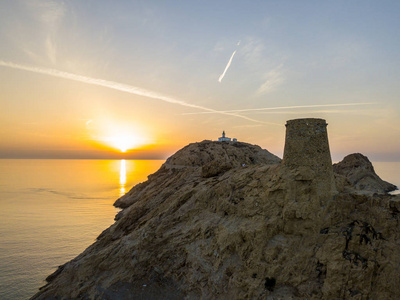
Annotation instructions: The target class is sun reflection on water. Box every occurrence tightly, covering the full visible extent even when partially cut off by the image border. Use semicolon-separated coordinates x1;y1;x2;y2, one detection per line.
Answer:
119;159;127;197
0;159;167;299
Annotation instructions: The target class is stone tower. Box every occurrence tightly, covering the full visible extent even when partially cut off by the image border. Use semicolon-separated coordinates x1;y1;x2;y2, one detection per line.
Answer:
282;118;336;203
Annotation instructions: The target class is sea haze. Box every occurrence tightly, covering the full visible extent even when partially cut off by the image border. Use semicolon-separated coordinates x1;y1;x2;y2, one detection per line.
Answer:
0;159;398;299
372;162;400;195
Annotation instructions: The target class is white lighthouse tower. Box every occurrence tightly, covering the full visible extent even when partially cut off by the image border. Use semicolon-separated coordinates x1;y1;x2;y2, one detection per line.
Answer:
217;131;237;142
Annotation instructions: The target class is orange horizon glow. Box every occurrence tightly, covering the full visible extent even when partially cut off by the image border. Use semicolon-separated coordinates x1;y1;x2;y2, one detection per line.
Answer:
100;134;147;153
85;117;155;154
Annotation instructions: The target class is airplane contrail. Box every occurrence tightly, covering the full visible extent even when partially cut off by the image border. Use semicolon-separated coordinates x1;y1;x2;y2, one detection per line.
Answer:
183;102;377;115
0;60;277;125
218;50;237;83
0;60;211;111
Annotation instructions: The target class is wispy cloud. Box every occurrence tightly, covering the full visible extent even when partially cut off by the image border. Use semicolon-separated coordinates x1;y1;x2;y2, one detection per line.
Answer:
237;36;288;95
232;124;264;129
27;0;66;64
45;36;57;64
30;0;66;25
0;60;276;125
183;103;377;115
251;109;377;115
240;37;267;66
255;65;284;95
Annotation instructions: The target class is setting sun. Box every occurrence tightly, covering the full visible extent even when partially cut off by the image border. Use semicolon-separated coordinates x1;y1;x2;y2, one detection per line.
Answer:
103;134;144;152
87;118;152;154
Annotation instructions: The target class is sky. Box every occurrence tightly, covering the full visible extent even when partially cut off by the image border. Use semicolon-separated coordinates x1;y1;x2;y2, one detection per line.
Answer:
1;0;399;161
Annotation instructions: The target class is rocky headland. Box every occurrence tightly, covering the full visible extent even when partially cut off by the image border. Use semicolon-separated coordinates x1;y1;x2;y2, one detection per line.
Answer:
31;118;399;299
333;153;397;194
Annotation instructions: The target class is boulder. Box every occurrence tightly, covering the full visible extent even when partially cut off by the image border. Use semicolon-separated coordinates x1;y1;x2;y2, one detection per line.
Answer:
333;153;397;194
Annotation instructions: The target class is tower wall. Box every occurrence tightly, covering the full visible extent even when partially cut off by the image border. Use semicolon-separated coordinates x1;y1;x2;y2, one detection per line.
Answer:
283;118;332;169
282;118;336;200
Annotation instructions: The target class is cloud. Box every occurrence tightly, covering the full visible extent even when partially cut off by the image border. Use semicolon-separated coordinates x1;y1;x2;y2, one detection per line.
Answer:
25;0;66;64
255;65;284;95
251;109;377;115
218;50;237;82
240;37;266;66
45;36;57;64
183;102;377;115
28;0;65;26
221;36;287;95
0;60;275;125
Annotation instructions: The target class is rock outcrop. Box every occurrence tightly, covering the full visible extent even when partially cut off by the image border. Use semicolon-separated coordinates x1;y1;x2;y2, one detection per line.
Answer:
31;119;400;300
333;153;397;194
115;140;281;210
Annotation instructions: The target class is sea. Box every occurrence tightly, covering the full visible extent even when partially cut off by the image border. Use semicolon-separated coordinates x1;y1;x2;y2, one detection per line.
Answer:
0;159;399;300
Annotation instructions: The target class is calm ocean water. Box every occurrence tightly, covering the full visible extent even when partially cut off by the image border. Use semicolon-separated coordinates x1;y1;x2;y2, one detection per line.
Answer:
0;159;398;299
0;159;164;300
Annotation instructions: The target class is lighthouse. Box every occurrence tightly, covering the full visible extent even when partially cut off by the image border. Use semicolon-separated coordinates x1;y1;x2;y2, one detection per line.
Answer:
217;131;237;142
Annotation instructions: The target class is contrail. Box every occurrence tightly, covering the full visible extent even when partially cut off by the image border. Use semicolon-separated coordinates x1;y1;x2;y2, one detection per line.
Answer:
0;60;212;111
183;102;376;115
218;40;241;82
0;60;274;125
218;50;237;82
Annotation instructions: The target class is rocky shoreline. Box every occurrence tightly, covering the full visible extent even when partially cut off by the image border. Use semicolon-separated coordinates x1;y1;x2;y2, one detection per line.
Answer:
31;119;399;299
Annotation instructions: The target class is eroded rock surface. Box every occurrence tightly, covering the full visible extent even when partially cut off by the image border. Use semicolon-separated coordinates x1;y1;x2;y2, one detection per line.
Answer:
333;153;397;194
114;140;281;209
31;141;400;300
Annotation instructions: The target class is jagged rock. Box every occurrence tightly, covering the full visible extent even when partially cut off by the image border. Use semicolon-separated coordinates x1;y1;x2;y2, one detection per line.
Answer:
333;153;397;194
31;120;400;300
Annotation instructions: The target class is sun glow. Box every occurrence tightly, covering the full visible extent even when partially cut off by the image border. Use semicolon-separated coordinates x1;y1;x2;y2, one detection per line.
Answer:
103;134;145;153
88;119;152;153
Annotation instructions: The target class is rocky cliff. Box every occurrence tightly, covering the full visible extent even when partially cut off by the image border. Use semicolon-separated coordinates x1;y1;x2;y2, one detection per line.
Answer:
31;124;400;299
114;140;281;210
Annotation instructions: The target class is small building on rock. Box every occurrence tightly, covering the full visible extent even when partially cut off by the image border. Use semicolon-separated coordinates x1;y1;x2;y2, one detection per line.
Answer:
218;131;237;142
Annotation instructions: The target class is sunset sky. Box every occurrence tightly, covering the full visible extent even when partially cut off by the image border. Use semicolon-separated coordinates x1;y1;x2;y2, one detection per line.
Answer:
1;1;399;161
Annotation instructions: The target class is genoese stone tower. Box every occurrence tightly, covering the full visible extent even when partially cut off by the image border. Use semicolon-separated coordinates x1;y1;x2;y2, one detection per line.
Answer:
282;118;336;205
